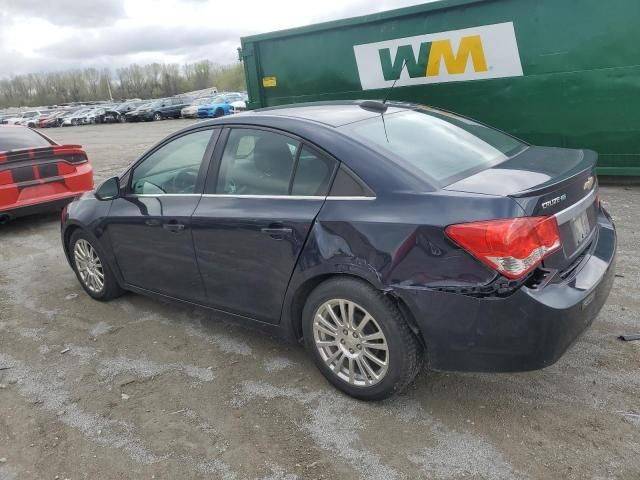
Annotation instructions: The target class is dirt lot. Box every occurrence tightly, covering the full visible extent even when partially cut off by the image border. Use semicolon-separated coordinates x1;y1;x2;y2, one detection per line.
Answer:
1;120;639;480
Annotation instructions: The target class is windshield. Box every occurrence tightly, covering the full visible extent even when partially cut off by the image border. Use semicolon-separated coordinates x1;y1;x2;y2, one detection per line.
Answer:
339;107;527;186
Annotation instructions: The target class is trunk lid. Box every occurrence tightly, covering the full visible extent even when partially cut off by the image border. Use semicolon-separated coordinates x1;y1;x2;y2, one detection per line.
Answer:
0;145;88;187
445;146;599;271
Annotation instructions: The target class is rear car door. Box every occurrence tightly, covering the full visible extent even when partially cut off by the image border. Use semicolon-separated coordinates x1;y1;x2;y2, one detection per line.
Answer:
106;128;219;303
192;127;337;323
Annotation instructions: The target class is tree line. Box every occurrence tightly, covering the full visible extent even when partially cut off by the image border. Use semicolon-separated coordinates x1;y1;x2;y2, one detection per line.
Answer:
0;60;246;109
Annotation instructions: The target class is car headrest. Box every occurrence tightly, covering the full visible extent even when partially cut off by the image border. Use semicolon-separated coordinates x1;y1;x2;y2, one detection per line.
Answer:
253;135;294;178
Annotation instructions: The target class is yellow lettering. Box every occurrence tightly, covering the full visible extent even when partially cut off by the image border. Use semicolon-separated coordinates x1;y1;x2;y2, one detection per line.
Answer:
426;35;488;76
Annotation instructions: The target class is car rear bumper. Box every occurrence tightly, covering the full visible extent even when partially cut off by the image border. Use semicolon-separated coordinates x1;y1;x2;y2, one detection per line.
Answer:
0;163;93;218
394;207;617;372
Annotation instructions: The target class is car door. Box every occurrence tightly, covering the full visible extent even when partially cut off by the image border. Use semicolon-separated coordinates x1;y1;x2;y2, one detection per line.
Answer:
165;98;180;117
192;127;338;323
106;127;219;303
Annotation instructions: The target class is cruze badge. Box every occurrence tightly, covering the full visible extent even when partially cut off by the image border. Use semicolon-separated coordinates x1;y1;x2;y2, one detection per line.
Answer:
584;176;595;191
541;194;567;209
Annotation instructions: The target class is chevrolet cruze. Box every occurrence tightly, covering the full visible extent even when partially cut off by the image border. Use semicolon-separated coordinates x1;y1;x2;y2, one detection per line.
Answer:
61;101;616;400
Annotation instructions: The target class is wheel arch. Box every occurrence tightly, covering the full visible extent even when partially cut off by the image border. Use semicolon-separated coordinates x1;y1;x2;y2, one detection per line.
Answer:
62;223;83;265
282;270;422;346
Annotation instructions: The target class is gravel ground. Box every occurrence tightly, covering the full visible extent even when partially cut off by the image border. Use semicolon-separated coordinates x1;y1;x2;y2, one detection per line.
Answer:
1;121;639;480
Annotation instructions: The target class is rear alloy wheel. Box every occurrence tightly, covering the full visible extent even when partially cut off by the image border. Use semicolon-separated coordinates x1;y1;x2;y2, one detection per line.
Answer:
303;277;423;400
153;112;162;121
69;230;123;301
313;299;389;386
213;108;224;118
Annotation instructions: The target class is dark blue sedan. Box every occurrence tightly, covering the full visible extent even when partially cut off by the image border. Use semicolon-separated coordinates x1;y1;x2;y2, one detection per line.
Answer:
60;101;616;400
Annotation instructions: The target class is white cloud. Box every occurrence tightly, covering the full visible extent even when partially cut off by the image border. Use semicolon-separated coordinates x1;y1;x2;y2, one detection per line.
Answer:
0;0;437;76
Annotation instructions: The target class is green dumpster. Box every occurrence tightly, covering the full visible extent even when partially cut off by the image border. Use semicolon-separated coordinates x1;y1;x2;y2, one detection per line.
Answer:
240;0;640;175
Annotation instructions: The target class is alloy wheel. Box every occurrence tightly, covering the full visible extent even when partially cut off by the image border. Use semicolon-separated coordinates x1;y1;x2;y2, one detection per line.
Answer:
313;299;389;386
73;239;105;293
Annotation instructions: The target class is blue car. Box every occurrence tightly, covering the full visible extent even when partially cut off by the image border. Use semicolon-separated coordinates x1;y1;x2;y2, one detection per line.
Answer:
60;101;616;400
197;93;246;118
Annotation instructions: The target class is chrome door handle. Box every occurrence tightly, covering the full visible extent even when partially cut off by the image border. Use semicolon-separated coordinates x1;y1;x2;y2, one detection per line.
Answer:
163;223;185;232
260;226;292;239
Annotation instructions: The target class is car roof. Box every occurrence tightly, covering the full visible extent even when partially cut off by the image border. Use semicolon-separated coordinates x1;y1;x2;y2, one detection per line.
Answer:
245;101;412;127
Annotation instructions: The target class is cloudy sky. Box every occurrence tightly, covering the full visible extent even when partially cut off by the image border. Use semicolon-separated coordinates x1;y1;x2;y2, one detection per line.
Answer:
0;0;434;76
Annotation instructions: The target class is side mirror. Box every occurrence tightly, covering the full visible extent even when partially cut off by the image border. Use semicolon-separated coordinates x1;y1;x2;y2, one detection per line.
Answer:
95;176;120;201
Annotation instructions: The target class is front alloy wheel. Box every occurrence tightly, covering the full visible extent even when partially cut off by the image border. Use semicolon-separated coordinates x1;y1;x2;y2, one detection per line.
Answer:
73;239;104;293
69;230;124;301
313;300;389;386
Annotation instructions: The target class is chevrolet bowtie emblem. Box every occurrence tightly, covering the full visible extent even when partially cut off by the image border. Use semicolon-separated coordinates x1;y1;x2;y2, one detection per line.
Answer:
584;176;594;191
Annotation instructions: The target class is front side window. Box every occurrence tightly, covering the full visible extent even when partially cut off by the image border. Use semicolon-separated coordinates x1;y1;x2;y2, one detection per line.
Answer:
131;129;213;194
216;129;299;196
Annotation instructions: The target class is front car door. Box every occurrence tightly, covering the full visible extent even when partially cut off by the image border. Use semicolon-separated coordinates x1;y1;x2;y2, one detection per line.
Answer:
106;128;219;303
192;127;337;323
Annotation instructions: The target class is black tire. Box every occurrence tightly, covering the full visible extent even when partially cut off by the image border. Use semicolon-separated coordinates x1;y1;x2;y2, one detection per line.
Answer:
153;112;162;121
213;108;224;118
302;277;423;401
68;230;124;301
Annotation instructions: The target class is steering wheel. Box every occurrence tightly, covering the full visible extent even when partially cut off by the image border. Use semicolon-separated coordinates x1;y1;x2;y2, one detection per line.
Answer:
170;168;199;193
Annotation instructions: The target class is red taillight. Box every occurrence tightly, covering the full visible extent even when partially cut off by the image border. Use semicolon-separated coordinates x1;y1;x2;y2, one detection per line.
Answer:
445;216;561;279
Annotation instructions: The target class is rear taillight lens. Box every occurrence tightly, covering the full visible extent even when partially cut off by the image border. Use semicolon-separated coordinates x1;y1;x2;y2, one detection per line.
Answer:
445;216;561;279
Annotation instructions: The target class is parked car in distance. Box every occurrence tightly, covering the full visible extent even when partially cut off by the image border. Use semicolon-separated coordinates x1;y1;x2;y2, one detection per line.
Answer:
60;101;616;400
154;96;193;120
197;93;246;118
181;96;214;118
0;125;93;222
124;102;158;122
16;110;46;128
61;108;92;127
37;110;67;128
2;113;23;125
115;100;145;121
92;107;122;124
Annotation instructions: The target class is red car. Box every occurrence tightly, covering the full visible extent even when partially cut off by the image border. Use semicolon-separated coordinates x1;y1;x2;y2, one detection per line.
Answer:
0;125;93;222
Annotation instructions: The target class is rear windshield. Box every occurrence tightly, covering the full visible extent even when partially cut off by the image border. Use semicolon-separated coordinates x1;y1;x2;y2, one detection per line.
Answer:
0;127;52;152
339;107;527;186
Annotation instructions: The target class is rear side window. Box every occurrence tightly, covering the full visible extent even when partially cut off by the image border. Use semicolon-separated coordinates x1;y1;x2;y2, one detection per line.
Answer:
339;108;527;186
0;127;52;151
291;147;335;196
214;129;337;197
216;129;299;195
329;165;373;197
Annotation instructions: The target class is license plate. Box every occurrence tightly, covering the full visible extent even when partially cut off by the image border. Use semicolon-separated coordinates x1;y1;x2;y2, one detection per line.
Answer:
571;210;591;246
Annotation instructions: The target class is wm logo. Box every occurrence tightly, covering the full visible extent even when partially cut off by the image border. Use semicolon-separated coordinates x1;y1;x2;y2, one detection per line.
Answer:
353;23;523;90
378;35;489;81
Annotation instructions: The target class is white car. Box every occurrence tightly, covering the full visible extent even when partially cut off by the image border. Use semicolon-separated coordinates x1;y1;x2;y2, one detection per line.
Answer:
16;110;45;127
181;97;214;118
61;108;91;126
229;100;247;114
3;114;24;125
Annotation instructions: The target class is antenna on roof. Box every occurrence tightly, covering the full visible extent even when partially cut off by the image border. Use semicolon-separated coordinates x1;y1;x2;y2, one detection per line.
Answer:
382;60;407;105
